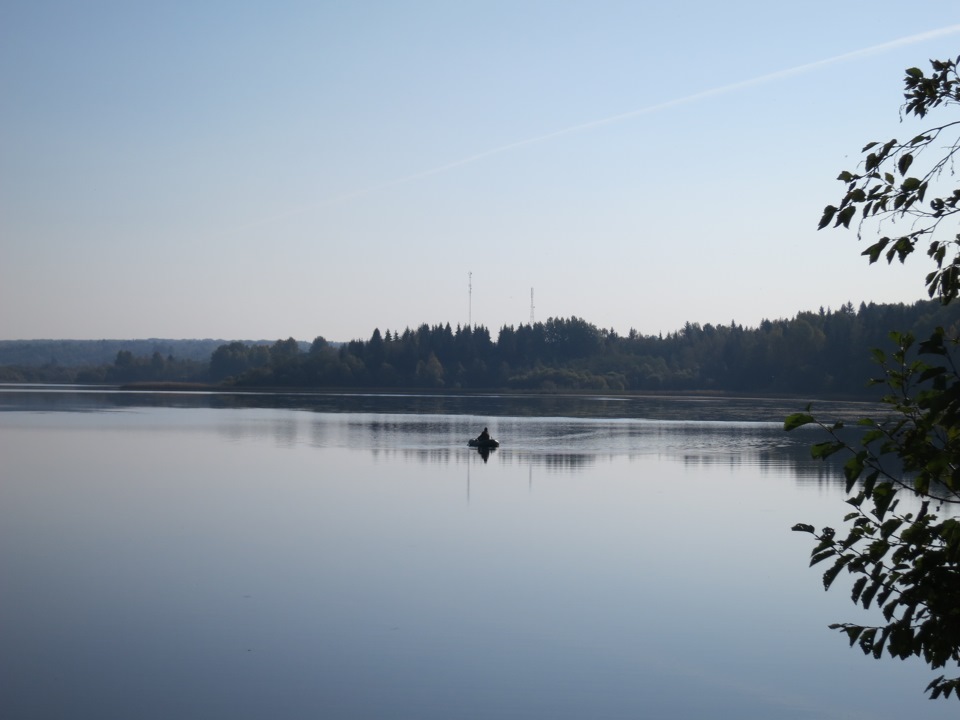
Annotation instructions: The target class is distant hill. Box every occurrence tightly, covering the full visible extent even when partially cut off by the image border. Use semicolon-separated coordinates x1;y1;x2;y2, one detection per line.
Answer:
0;339;307;367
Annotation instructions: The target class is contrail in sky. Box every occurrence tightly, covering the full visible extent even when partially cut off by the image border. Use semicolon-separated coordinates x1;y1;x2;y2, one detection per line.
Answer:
325;25;960;200
231;24;960;234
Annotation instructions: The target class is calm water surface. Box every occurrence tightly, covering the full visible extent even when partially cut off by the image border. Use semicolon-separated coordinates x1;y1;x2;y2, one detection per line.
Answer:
0;388;953;719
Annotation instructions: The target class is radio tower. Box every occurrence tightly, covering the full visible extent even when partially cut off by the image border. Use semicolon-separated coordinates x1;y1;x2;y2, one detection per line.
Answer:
468;271;473;328
529;288;535;325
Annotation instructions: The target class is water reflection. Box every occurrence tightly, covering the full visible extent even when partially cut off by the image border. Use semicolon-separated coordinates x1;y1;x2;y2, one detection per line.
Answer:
475;445;494;463
338;412;855;481
0;384;883;422
2;389;874;500
1;387;953;720
0;385;861;482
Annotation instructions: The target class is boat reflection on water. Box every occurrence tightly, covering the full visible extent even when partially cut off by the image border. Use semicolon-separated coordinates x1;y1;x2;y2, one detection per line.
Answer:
475;444;495;463
468;434;500;463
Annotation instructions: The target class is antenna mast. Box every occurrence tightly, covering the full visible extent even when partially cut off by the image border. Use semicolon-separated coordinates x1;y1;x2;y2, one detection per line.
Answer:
468;271;473;328
529;288;535;325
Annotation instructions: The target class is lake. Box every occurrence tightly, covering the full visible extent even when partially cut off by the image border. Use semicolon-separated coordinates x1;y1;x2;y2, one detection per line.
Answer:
0;387;954;719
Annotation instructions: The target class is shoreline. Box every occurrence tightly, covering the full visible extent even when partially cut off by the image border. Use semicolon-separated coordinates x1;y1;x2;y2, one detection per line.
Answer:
97;381;879;404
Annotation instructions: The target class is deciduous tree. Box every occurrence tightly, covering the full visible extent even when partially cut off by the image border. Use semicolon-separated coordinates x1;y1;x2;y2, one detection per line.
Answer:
788;55;960;700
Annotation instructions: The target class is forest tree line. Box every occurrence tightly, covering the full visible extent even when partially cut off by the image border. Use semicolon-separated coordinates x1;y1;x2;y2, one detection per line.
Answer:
0;338;234;367
3;300;958;396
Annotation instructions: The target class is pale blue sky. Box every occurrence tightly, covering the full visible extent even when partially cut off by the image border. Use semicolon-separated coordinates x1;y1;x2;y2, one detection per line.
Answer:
3;1;960;341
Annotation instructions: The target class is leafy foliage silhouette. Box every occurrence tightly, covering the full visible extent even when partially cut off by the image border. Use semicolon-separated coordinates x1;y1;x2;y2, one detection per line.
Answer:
789;56;960;700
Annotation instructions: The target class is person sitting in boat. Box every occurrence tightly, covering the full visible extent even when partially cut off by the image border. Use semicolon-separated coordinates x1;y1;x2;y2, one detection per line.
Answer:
477;427;490;443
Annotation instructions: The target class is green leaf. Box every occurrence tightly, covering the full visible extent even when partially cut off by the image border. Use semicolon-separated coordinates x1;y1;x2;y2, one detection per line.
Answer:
919;366;946;382
861;580;880;609
927;676;946;700
818;205;837;230
858;628;878;655
810;549;836;567
851;576;868;604
837;206;856;228
842;625;865;646
784;413;816;431
898;153;914;176
843;452;866;491
862;238;891;264
880;518;904;539
823;555;851;590
871;483;896;520
866;539;890;561
811;441;844;459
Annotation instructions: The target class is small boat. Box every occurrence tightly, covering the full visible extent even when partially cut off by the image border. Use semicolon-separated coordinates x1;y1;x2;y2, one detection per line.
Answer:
468;437;500;449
